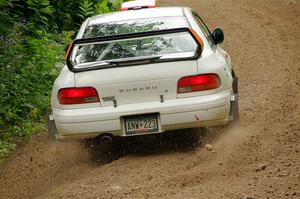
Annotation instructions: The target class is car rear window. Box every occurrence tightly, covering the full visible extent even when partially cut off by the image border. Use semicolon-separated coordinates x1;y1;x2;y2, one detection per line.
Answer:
73;31;198;66
83;17;189;38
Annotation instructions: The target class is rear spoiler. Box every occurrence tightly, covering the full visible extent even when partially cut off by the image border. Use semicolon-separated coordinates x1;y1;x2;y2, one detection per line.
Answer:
66;28;203;72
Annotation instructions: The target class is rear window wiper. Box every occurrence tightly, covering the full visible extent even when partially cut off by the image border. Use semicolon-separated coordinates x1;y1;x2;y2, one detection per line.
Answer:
73;56;161;70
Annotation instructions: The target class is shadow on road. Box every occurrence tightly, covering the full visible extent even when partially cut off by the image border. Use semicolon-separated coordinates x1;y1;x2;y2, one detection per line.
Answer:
85;128;211;164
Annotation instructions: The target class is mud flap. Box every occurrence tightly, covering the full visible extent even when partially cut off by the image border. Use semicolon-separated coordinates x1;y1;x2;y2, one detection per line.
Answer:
229;94;239;122
45;112;58;141
230;70;239;122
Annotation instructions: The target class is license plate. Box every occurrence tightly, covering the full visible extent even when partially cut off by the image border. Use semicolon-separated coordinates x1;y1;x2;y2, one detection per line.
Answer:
124;114;159;135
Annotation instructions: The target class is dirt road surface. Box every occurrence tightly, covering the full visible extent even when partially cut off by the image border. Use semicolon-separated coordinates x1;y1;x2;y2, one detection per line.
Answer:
1;0;299;198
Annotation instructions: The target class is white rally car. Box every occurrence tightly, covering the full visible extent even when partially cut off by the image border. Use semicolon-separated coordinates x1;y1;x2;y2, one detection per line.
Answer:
47;1;239;141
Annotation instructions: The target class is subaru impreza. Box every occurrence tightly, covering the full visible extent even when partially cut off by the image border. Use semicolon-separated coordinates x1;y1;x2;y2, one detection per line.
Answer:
47;2;239;141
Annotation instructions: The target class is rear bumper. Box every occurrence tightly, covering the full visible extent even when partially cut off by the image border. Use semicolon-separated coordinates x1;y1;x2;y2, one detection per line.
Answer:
51;90;232;140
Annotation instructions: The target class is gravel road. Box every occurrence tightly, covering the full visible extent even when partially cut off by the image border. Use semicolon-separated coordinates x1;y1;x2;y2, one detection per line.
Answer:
0;0;299;198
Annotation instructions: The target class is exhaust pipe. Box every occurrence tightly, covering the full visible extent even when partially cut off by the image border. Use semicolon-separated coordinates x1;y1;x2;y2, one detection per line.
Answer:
100;135;113;144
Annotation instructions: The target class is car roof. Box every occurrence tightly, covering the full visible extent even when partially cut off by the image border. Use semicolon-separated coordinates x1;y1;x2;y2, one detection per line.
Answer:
87;7;187;26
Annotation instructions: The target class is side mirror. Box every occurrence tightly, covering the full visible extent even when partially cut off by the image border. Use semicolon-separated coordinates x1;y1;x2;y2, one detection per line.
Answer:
212;28;224;45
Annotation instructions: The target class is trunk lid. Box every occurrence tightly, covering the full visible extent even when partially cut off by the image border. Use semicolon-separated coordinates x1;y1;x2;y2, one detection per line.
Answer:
74;61;198;107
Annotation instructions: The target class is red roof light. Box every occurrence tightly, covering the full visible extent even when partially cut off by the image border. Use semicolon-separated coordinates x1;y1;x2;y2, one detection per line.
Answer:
120;0;157;11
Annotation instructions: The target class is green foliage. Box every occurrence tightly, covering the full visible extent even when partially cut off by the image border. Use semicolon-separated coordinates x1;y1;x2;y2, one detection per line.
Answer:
111;0;124;11
0;23;65;137
78;0;95;21
50;0;78;31
0;0;129;160
0;140;15;161
0;0;13;7
95;0;110;15
0;25;66;159
50;0;127;31
78;0;123;21
26;0;53;28
0;0;53;32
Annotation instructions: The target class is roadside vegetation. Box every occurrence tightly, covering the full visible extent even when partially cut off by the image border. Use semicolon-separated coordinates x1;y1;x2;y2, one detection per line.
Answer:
0;0;126;161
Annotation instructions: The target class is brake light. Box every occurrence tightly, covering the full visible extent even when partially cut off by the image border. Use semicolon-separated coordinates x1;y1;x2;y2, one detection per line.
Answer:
177;74;221;93
58;87;100;105
120;0;157;11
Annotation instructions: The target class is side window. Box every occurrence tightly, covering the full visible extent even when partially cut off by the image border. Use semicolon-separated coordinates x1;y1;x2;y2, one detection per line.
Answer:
192;12;215;49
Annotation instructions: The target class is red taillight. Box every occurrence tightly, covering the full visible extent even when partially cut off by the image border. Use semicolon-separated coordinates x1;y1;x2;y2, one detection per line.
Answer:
177;74;221;93
58;87;100;105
